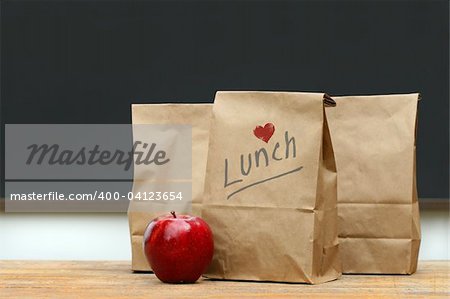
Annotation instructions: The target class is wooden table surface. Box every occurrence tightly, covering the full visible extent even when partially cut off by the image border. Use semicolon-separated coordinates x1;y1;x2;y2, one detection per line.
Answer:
0;260;448;298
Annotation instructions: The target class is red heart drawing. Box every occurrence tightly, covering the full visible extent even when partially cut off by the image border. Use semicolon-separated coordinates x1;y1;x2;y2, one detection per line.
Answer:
253;123;275;143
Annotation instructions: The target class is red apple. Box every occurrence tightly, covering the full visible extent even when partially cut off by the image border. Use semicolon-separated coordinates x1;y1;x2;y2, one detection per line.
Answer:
143;211;214;283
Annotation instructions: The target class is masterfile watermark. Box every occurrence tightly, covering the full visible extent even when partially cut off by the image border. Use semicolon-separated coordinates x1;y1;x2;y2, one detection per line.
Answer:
4;124;193;212
25;141;170;171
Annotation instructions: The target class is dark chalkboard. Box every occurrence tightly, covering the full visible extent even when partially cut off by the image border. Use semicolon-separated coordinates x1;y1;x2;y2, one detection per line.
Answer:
1;0;449;201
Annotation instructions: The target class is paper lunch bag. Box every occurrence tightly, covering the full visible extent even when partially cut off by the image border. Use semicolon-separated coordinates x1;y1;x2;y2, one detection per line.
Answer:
128;104;212;271
202;91;341;284
326;93;421;274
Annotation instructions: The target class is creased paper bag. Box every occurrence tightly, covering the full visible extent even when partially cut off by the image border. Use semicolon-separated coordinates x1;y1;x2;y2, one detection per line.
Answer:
202;91;341;284
326;93;421;274
128;104;211;272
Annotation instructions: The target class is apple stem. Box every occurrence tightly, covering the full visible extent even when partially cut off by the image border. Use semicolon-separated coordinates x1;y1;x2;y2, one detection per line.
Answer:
170;211;177;218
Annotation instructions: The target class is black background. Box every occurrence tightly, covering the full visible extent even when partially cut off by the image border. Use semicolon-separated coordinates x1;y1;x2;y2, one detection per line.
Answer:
1;0;449;200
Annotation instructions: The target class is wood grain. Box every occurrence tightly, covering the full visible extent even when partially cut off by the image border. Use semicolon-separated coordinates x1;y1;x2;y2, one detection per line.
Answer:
0;260;448;298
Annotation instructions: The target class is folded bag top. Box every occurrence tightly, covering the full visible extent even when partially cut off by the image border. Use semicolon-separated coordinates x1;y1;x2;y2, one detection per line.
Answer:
202;91;341;284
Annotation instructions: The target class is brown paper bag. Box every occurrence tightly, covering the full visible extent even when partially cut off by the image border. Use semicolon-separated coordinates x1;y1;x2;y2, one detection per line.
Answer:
202;91;341;284
326;93;421;274
128;104;211;271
